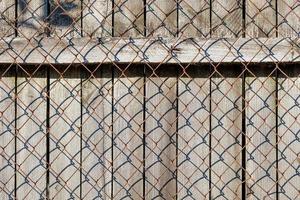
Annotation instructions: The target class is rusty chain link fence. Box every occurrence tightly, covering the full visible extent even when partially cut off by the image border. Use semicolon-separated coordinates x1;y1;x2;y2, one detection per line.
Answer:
0;0;299;199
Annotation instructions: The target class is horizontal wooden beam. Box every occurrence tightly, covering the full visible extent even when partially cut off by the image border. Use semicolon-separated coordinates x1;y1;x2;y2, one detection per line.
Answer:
0;37;299;64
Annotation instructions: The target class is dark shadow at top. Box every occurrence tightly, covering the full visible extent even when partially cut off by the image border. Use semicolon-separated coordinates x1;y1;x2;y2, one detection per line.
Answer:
49;1;78;27
18;0;78;28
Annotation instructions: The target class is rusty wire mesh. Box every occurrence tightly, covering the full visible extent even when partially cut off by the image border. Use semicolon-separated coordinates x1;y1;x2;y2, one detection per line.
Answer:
0;0;300;200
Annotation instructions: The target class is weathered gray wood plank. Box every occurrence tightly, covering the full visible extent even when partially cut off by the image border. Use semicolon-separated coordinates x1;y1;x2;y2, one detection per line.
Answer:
0;66;15;199
178;0;210;37
177;65;210;199
82;0;112;37
49;0;81;37
145;65;177;199
245;66;277;199
146;0;177;36
278;66;300;200
17;0;47;38
0;37;299;64
246;0;276;37
81;65;113;199
114;0;144;37
0;0;15;37
211;65;243;199
278;0;300;37
49;67;81;199
16;66;47;199
113;64;144;199
212;0;243;37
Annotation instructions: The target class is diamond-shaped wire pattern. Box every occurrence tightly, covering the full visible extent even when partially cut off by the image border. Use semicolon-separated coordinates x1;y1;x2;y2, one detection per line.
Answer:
0;0;299;199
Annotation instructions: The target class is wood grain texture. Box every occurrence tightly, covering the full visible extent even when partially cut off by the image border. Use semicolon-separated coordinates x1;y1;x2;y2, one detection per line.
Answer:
16;66;47;199
49;67;81;199
0;66;15;199
81;65;112;199
211;65;243;199
178;0;210;37
1;37;298;64
278;66;300;200
278;0;300;37
113;65;144;199
17;0;47;38
82;0;112;37
0;0;15;37
246;0;276;37
211;0;243;37
145;65;177;199
114;0;144;37
146;0;177;36
49;0;81;37
245;66;277;199
177;65;210;199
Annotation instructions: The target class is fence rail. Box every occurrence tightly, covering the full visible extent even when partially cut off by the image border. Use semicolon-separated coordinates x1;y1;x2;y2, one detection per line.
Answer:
0;0;300;200
0;37;300;64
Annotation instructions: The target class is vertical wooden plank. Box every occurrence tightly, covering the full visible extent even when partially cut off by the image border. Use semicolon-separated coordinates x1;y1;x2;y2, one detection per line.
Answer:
211;0;243;37
49;66;81;199
177;65;210;199
82;0;112;37
146;0;177;36
245;66;277;199
17;0;47;37
211;65;243;199
278;66;300;200
49;0;81;37
16;66;47;199
0;1;15;37
81;65;113;199
178;0;210;37
145;65;177;199
0;66;15;199
246;0;276;37
113;64;144;199
278;0;300;37
114;0;144;37
210;1;243;196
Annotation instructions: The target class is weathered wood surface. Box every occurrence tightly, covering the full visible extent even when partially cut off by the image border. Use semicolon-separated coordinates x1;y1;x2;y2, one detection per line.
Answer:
0;0;15;37
0;64;300;199
49;67;81;199
17;0;47;38
113;65;144;199
245;66;277;199
0;0;299;39
246;0;276;37
0;66;15;199
49;0;81;37
16;66;47;199
211;0;243;37
0;37;299;64
177;65;210;199
146;0;177;36
113;1;145;197
82;0;112;37
114;0;144;37
278;66;300;200
278;0;300;37
178;0;210;37
81;65;112;199
211;66;243;199
145;65;177;199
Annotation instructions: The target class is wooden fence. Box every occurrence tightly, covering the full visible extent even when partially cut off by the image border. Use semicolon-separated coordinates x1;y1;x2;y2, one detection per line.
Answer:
0;0;299;200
